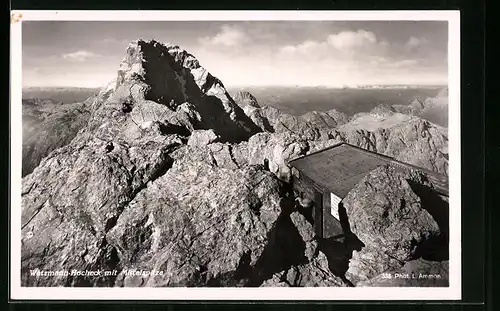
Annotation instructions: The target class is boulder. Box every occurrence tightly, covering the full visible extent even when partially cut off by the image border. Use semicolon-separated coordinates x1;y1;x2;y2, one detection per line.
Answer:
290;211;318;261
187;129;220;146
343;165;440;284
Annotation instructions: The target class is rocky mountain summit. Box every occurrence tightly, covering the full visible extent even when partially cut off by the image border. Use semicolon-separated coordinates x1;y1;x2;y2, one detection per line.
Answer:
21;40;449;287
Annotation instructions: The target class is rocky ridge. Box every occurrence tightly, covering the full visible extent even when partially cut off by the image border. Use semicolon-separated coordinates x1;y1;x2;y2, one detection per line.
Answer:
21;39;449;287
235;104;448;177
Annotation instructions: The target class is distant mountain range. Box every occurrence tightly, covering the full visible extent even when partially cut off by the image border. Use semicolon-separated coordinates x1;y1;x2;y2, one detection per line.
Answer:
22;87;99;104
348;84;445;89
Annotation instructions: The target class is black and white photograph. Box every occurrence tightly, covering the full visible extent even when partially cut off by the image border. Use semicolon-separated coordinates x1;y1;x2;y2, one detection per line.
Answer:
10;10;461;300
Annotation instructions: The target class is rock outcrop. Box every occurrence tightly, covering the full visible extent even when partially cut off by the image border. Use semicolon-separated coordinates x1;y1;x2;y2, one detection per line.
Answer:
376;88;448;127
392;98;426;115
342;165;442;285
238;132;310;182
21;129;184;286
107;145;287;286
419;88;449;127
243;111;448;176
243;105;348;141
21;39;266;286
261;251;347;287
301;109;349;130
187;129;220;146
340;117;449;175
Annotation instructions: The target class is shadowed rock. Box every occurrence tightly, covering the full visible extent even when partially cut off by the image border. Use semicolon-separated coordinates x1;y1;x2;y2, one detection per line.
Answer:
114;40;262;143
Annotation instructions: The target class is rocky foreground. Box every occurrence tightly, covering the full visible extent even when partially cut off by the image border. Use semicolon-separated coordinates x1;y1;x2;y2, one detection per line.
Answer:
21;40;449;287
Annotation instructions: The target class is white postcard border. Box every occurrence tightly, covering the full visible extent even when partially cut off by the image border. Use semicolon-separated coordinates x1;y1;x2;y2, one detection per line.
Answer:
10;10;461;301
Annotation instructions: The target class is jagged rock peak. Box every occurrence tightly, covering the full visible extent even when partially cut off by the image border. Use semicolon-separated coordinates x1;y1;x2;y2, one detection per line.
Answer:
103;39;262;143
115;39;230;109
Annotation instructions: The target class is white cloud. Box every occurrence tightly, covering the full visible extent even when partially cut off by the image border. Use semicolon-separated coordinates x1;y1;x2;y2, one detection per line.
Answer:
326;30;377;49
264;29;444;86
280;40;326;54
62;50;100;62
279;29;389;60
406;36;428;48
276;30;431;73
199;25;250;47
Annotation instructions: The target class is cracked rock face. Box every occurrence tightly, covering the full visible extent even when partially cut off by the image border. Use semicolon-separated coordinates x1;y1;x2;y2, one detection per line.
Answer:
21;128;183;286
107;146;286;287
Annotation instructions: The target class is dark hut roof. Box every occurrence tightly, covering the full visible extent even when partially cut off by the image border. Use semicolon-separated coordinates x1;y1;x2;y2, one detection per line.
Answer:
289;142;448;197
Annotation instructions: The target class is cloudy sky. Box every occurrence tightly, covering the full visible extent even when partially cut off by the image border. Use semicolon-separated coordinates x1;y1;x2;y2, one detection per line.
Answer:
22;21;448;88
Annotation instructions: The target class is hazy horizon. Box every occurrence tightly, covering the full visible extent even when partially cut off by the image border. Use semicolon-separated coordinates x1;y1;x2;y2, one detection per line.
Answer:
22;84;448;90
22;83;448;127
23;21;448;88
